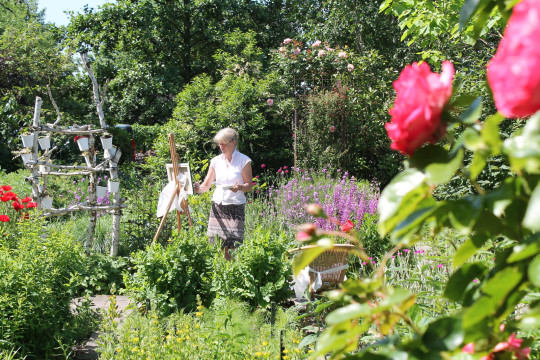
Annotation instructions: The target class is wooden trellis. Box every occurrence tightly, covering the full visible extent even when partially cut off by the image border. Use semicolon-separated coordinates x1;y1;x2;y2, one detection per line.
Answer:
18;54;126;256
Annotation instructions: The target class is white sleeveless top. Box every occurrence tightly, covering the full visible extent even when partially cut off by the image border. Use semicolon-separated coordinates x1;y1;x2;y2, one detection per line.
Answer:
211;150;251;205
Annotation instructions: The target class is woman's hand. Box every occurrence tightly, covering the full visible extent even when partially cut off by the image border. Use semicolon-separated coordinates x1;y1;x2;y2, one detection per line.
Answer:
231;183;243;193
193;182;202;193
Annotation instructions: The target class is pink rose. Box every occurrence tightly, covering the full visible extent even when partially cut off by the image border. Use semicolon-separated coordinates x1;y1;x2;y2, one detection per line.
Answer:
347;63;354;72
329;125;336;132
487;0;540;118
462;343;475;354
283;38;292;44
318;50;326;57
279;47;286;54
338;51;348;58
267;98;274;106
385;61;454;156
312;40;321;47
294;47;301;55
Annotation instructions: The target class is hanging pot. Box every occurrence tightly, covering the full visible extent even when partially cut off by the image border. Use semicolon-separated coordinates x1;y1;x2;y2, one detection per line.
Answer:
21;153;33;164
39;164;50;173
96;186;108;198
108;180;120;193
104;147;117;159
21;134;35;147
100;135;113;149
77;137;89;151
41;196;53;209
38;136;51;150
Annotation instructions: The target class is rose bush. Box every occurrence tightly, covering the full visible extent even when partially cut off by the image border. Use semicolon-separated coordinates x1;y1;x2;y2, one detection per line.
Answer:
293;1;539;358
385;61;454;156
487;0;540;118
0;184;37;237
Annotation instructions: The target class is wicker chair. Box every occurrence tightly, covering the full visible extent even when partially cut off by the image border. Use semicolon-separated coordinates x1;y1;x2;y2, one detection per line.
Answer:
288;244;356;293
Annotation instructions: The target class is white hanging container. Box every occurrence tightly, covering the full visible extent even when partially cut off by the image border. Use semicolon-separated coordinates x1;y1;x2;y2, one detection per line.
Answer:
77;137;89;151
21;153;33;164
42;196;53;209
108;180;120;193
21;134;35;147
96;186;108;198
104;147;117;159
38;136;51;150
39;164;50;173
100;135;113;149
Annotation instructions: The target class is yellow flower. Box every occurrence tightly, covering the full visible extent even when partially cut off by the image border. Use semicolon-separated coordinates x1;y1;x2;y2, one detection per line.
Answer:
308;349;314;353
295;348;301;353
177;337;183;342
131;347;138;352
283;356;290;360
186;335;190;340
176;329;183;334
283;349;289;354
185;324;189;329
195;324;200;328
196;305;204;310
255;352;263;356
262;341;268;347
195;312;203;317
116;348;121;353
293;338;299;344
166;335;171;340
132;337;139;342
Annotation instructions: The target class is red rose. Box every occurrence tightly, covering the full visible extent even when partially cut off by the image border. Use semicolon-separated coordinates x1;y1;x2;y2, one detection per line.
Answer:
0;215;10;222
1;192;17;202
26;202;37;208
12;201;24;211
340;220;354;233
487;0;540;118
1;185;12;191
386;61;454;156
21;196;32;203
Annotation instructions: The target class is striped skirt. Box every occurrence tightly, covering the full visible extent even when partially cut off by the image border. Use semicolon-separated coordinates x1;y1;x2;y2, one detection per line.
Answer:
207;202;245;248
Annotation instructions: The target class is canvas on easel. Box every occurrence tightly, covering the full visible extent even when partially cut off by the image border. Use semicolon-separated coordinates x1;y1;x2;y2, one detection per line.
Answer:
166;163;194;195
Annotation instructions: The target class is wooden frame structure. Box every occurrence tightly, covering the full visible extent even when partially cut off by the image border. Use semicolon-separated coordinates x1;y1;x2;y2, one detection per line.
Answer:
19;54;126;256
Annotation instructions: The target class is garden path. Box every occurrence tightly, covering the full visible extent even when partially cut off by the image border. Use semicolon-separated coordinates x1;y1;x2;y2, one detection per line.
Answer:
71;295;131;360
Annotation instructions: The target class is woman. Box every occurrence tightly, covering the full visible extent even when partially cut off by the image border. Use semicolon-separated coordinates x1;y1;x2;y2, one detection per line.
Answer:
194;128;253;260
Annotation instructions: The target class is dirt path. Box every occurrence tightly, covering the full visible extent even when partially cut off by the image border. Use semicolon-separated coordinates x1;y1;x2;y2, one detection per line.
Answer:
71;295;131;360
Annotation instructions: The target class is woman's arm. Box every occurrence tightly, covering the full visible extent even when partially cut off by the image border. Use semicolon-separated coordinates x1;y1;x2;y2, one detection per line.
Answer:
232;161;253;193
194;165;216;193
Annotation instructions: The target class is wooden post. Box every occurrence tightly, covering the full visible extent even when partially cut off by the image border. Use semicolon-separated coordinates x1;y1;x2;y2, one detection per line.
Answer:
109;149;122;257
31;97;42;208
85;134;97;253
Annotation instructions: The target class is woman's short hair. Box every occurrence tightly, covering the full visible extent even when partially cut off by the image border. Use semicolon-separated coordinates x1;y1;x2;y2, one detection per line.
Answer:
213;127;239;145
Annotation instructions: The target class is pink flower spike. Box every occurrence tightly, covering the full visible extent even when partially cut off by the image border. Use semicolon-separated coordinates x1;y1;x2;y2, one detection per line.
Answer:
261;164;266;168
362;262;367;265
403;249;409;252
462;343;475;354
437;264;443;268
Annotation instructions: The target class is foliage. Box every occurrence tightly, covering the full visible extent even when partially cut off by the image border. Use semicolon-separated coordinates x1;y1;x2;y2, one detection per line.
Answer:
132;123;163;153
162;31;293;171
124;233;215;317
213;226;293;308
292;1;540;358
97;297;307;360
71;253;129;296
0;217;97;358
65;0;297;125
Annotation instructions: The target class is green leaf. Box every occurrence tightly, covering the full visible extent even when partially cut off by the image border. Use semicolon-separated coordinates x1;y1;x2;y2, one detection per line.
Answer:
378;169;427;236
459;0;482;31
298;334;318;349
325;303;372;325
523;183;540;231
508;233;540;263
447;196;483;234
483;266;523;301
409;145;464;185
504;111;540;173
422;317;464;351
459;97;482;124
529;255;540;287
462;128;485;152
463;296;497;328
392;199;437;243
445;262;487;301
450;94;478;109
454;233;489;267
481;112;504;155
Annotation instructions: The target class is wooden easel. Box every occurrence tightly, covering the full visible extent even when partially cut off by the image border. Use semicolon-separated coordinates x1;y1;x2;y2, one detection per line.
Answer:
153;133;192;243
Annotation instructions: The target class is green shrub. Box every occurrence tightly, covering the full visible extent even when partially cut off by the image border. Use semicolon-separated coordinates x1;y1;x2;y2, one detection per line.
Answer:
124;233;215;317
0;218;95;358
213;226;293;308
71;253;129;296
